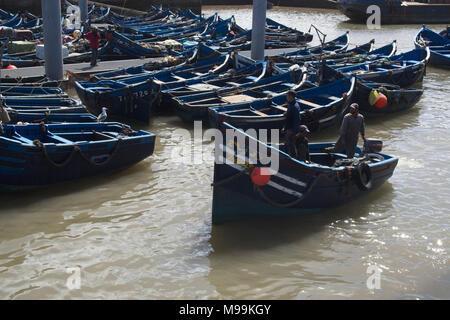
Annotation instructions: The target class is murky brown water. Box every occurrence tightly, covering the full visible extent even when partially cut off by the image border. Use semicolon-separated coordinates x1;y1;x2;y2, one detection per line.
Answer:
0;7;449;299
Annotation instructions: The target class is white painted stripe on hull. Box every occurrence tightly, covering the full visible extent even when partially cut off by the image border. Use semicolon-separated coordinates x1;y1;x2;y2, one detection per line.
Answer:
220;144;307;192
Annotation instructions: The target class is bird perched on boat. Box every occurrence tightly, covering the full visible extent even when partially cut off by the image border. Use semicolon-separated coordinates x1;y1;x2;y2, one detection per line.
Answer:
97;107;108;122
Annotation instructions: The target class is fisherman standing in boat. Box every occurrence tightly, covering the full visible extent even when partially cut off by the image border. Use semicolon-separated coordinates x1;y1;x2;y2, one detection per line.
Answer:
334;103;366;158
282;90;301;157
295;125;311;163
83;25;101;67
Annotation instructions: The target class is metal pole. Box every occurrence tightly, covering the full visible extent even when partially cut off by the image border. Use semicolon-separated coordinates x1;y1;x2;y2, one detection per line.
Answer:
42;0;64;80
79;0;88;23
250;0;267;61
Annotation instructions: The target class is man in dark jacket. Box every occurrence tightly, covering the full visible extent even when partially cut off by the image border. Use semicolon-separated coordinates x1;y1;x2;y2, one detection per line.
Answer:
282;90;301;157
334;103;366;158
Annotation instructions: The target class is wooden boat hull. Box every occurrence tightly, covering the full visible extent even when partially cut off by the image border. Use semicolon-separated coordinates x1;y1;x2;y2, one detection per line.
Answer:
0;75;53;84
74;80;155;123
333;48;430;88
0;123;155;190
209;78;355;133
173;66;302;123
415;26;450;69
212;124;398;224
8;112;97;124
353;81;423;116
75;53;247;122
440;28;450;40
0;86;63;96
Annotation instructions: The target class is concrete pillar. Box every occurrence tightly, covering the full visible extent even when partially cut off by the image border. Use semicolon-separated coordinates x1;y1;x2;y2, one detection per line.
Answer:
42;0;64;80
251;0;267;61
79;0;88;22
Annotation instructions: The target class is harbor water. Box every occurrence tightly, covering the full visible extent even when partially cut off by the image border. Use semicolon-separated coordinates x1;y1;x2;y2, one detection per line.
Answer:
0;7;449;299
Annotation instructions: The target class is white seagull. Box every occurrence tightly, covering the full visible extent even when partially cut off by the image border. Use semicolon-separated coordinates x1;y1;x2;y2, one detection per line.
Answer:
97;107;108;122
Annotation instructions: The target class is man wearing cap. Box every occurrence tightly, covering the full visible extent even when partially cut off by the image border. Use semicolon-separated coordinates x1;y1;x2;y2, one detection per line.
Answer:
334;103;366;158
282;90;301;157
295;125;311;163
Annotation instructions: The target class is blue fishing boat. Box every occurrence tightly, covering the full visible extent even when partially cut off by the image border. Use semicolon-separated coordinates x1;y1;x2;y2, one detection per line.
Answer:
209;77;355;133
74;53;255;122
108;8;172;28
281;41;398;76
205;17;313;53
103;30;170;58
310;63;424;115
129;12;214;35
0;80;59;87
0;8;14;20
2;96;81;107
280;32;350;58
8;112;97;124
335;0;450;24
88;7;111;24
2;96;86;114
415;26;450;69
162;55;264;98
1;14;21;28
173;68;305;122
122;13;217;40
91;44;218;81
0;86;64;96
324;47;430;88
18;18;41;29
0;122;155;190
211;122;398;224
4;105;87;114
105;6;165;25
0;76;59;87
440;27;450;39
353;80;424;116
265;18;313;44
1;56;42;68
273;39;397;72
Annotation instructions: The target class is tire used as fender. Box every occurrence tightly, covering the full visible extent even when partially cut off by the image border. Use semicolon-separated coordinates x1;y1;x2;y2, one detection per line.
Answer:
354;162;373;191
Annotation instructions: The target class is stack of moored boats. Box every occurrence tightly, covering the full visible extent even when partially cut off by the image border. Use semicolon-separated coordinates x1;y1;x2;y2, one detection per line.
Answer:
2;3;438;224
0;77;155;191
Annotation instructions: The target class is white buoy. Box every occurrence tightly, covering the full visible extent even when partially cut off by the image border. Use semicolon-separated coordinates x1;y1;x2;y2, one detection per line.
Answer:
41;0;63;80
251;0;267;61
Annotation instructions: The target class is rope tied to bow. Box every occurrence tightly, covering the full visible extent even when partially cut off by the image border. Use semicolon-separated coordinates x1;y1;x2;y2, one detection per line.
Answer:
32;137;123;168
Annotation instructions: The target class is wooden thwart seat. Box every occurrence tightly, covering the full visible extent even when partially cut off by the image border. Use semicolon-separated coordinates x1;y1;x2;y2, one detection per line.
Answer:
299;99;322;108
226;82;242;87
251;109;268;117
172;75;186;81
188;83;220;91
320;94;340;101
92;131;116;140
273;105;287;112
221;94;256;104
